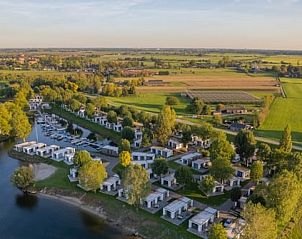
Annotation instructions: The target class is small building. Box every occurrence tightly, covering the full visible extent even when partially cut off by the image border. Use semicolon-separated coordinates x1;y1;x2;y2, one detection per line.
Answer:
191;136;211;149
68;168;78;182
212;181;224;194
150;146;173;158
113;123;123;132
52;147;76;162
191;158;211;171
23;143;46;155
234;166;250;180
64;152;76;165
221;107;247;115
180;152;202;166
161;174;177;188
229;123;249;132
227;176;241;188
36;145;60;157
162;197;193;219
77;108;86;118
132;152;155;161
117;188;129;201
100;145;119;156
141;188;170;209
29;95;43;110
188;207;219;235
14;141;36;152
94;115;107;126
168;138;184;150
100;174;121;194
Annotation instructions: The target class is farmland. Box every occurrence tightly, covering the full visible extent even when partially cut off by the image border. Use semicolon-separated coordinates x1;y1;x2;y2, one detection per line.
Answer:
186;90;260;104
258;78;302;143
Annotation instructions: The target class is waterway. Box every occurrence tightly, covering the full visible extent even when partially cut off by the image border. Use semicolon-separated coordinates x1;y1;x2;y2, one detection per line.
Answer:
0;123;124;239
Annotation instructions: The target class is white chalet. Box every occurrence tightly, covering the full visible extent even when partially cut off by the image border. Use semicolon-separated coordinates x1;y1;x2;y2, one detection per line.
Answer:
150;146;173;158
188;207;219;234
163;197;193;219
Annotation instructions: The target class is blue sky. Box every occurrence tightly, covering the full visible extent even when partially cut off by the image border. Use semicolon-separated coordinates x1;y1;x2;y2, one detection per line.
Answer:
0;0;301;49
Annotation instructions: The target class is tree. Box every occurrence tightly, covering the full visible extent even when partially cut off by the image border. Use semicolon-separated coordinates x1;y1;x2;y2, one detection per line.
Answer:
181;125;192;146
266;170;301;225
78;161;107;192
122;164;151;206
151;158;168;177
11;107;31;141
213;114;222;125
119;151;131;167
257;143;271;162
202;104;212;115
208;223;227;239
11;166;34;192
85;103;95;118
234;130;256;164
165;96;179;105
69;99;81;111
250;161;263;183
230;187;242;204
209;132;234;162
74;150;92;167
122;116;134;127
94;96;107;109
142;128;153;147
242;203;277;239
200;175;215;195
0;103;12;136
107;110;117;123
121;126;135;142
279;124;292;153
155;105;176;145
187;98;204;114
210;158;234;183
175;166;192;187
119;139;131;152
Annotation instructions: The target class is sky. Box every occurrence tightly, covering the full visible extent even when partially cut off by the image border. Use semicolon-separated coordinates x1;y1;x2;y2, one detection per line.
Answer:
0;0;301;50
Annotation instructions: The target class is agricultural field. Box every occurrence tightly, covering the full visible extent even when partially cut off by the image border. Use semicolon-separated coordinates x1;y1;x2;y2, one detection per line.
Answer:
257;78;302;143
186;90;260;104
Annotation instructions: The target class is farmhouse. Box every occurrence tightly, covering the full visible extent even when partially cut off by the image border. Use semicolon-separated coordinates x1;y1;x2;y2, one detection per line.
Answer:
188;207;219;235
101;145;119;156
168;137;184;150
150;146;173;158
36;145;60;157
162;197;193;219
229;123;250;132
221;106;247;114
180;152;202;166
100;174;121;194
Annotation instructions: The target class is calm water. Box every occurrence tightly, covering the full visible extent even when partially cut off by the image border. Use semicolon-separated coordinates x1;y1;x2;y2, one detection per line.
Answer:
0;124;124;239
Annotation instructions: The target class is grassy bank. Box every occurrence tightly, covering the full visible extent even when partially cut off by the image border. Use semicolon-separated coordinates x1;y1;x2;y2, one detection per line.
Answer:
12;150;199;239
46;105;121;144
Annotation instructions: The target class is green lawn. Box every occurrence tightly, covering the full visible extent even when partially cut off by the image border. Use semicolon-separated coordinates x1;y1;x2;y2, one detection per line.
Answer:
178;183;231;206
107;92;190;115
258;78;302;143
35;162;200;239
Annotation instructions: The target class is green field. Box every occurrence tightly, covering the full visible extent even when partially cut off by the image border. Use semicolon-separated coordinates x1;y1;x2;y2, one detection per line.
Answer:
107;93;190;115
258;78;302;142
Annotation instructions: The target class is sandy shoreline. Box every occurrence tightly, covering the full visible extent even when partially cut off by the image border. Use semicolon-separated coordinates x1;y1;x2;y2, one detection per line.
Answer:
37;190;142;239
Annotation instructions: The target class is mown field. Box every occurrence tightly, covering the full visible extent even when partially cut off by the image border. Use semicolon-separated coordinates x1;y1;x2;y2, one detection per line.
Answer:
107;92;190;115
258;78;302;143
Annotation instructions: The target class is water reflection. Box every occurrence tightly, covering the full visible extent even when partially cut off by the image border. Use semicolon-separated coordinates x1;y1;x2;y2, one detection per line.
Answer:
80;210;107;234
15;193;38;210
